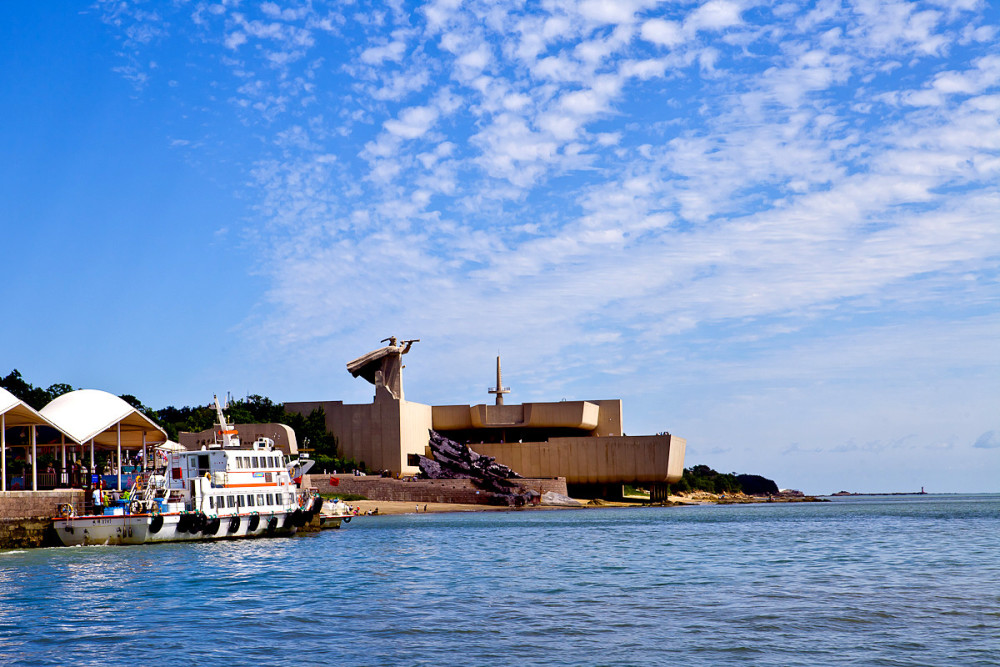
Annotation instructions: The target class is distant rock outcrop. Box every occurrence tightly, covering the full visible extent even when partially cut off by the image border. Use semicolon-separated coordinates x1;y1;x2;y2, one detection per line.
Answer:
418;431;534;506
736;474;779;496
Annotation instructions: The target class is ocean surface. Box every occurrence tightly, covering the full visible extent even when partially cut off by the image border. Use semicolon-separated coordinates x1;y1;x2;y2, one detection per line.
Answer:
2;494;998;666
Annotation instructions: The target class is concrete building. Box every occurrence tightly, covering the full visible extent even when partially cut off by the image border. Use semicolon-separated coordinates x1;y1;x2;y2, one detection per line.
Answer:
285;339;686;498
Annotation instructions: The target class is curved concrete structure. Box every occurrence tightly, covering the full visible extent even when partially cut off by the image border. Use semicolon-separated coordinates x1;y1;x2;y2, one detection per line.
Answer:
285;342;687;494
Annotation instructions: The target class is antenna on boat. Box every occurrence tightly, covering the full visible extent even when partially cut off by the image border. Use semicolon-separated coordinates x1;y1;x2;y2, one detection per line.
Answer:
213;394;240;449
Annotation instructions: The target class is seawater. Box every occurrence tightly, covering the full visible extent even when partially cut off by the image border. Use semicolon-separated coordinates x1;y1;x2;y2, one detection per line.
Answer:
2;495;999;666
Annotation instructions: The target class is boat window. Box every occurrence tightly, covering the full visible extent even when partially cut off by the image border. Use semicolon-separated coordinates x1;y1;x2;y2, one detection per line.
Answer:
266;493;274;505
238;495;246;507
228;496;236;508
247;495;255;507
256;493;265;505
208;497;215;509
252;456;260;468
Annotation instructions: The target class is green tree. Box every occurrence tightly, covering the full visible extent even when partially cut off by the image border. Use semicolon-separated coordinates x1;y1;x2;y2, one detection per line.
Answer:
1;369;73;410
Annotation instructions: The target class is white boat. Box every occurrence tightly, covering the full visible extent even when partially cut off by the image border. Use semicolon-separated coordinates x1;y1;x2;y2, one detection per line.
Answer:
318;499;356;529
53;395;320;546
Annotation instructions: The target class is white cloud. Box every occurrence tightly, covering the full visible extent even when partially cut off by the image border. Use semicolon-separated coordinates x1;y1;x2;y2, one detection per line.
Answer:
578;0;640;26
361;39;407;64
383;105;440;139
225;31;247;49
686;0;744;32
641;18;684;47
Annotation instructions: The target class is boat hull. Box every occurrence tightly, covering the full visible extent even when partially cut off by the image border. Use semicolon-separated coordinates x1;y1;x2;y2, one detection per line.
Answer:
52;511;301;546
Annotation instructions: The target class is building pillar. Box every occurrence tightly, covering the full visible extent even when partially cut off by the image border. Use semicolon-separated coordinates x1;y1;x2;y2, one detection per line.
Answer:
117;422;122;491
1;413;5;492
31;425;37;492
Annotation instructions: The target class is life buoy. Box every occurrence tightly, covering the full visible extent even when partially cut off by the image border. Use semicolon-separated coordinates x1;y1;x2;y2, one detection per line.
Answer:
129;500;142;515
60;504;74;517
343;516;351;524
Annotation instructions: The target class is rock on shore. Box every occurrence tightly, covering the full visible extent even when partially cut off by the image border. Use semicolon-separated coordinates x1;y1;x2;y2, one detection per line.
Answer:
417;431;534;506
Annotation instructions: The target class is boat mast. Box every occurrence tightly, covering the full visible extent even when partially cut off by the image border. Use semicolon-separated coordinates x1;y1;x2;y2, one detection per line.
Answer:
213;395;240;448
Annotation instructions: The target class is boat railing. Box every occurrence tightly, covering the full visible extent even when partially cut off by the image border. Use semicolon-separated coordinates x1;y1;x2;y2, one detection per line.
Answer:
128;471;167;513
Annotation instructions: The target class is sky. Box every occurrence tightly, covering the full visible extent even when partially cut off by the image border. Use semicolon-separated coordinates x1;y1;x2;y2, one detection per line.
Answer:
2;0;999;494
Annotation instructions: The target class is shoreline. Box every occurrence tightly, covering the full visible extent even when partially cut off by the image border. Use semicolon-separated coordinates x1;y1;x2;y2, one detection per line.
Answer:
338;492;825;517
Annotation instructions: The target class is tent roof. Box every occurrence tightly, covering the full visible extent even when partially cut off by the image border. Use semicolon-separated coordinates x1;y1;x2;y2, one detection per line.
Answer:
0;386;76;439
158;440;185;452
40;389;167;447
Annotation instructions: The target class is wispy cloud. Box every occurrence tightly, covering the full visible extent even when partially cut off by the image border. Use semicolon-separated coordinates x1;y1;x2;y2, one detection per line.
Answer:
94;0;1000;489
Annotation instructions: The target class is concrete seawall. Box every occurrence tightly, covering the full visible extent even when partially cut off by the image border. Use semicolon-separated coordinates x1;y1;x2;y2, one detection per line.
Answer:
0;490;84;549
304;474;567;504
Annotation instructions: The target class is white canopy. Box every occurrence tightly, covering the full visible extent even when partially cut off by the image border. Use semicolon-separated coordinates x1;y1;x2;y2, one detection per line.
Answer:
157;440;185;452
40;389;166;448
0;386;75;438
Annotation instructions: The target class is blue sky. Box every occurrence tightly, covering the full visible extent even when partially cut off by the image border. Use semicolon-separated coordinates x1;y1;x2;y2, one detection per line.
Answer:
2;0;999;493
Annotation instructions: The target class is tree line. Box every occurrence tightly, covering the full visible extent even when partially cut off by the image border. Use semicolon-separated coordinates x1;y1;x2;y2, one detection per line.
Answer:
671;464;779;496
1;370;363;473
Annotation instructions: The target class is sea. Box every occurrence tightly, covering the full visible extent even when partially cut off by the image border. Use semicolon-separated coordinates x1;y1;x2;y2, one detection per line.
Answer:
1;494;998;666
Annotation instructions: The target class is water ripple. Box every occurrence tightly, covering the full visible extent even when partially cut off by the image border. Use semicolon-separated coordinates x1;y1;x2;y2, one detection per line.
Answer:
1;496;999;665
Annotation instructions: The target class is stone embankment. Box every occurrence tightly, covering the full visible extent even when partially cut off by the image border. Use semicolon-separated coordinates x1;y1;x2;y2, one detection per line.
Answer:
0;490;84;549
304;474;567;505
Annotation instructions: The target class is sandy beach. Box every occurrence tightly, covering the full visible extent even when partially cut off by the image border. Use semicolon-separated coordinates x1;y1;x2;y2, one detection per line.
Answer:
340;495;704;516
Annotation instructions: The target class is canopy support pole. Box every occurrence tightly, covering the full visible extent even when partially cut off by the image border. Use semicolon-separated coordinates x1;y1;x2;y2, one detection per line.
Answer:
117;422;122;491
90;439;95;485
31;426;37;492
61;434;67;487
1;413;6;492
142;432;147;473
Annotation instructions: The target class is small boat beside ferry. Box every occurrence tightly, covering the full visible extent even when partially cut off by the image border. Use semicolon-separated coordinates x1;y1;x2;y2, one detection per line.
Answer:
53;396;321;546
318;498;356;529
